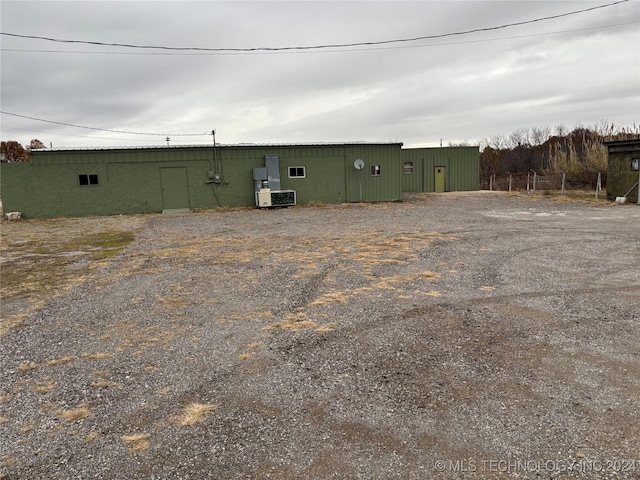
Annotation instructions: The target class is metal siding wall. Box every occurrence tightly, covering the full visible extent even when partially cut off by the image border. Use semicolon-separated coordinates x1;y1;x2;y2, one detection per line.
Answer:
607;148;640;203
400;149;424;192
344;145;402;202
402;147;479;192
16;144;402;217
278;147;346;204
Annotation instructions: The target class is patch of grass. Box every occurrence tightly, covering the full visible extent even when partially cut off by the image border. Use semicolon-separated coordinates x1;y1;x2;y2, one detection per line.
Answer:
0;455;17;467
47;356;76;367
309;291;348;306
21;419;36;433
123;433;150;453
315;322;337;333
173;402;217;427
263;311;319;331
372;271;440;290
17;361;41;372
1;223;140;336
33;381;56;394
59;404;91;422
263;319;319;332
91;380;122;389
82;352;112;360
525;189;614;205
0;313;28;337
69;231;136;258
157;296;190;309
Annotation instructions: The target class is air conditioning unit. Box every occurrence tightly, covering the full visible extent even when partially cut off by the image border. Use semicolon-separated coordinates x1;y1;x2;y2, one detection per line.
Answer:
255;188;296;208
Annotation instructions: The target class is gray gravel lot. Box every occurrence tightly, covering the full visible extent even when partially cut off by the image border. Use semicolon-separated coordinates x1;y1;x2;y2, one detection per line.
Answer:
1;192;639;479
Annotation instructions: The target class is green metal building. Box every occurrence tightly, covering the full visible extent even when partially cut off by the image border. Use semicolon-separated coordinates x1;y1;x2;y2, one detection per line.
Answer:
605;139;640;203
0;142;479;218
400;146;480;193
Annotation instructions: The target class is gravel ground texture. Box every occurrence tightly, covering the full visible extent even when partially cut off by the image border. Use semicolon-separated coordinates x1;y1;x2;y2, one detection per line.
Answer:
1;192;639;479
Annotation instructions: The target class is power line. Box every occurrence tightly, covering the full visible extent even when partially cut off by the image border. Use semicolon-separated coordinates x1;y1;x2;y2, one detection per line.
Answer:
2;21;637;57
1;124;164;142
0;111;209;137
0;0;630;53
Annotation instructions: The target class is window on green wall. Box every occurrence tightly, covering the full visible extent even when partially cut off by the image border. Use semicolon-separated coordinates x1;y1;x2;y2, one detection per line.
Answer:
288;166;306;178
632;158;639;171
403;162;414;174
79;174;99;186
371;165;381;176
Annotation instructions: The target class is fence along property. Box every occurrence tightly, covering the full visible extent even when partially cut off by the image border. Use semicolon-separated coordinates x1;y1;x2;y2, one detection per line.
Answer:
481;172;606;196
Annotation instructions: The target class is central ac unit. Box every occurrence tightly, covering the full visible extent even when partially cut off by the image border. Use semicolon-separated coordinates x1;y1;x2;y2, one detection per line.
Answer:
255;188;296;208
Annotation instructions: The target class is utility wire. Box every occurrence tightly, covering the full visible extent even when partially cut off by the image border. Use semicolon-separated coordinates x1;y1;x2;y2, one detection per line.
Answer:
2;21;637;56
0;0;629;52
0;111;209;136
1;125;167;142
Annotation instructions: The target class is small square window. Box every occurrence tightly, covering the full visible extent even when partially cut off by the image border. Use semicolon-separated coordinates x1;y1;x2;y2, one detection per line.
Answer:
79;174;99;186
632;158;639;171
288;166;306;178
403;162;414;174
371;165;381;176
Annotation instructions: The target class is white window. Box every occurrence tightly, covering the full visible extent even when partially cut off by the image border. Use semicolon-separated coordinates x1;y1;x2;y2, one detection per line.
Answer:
403;162;414;174
632;158;639;171
288;166;306;178
371;165;381;176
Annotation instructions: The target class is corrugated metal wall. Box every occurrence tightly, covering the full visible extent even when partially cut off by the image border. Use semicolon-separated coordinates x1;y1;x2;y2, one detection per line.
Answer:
343;144;403;202
401;146;480;192
5;144;405;218
606;141;640;203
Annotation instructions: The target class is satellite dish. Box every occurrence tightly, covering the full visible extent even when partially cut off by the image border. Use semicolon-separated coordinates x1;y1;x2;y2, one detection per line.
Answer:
354;159;365;170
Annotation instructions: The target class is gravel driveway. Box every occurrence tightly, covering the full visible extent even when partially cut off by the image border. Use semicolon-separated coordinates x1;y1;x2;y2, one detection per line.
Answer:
1;192;639;479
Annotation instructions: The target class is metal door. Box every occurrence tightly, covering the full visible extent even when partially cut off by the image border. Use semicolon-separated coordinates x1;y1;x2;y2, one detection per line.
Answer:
160;167;190;211
434;166;446;192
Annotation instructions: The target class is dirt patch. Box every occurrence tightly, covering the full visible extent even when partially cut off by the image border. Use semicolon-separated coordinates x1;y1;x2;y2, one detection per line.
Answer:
0;215;147;334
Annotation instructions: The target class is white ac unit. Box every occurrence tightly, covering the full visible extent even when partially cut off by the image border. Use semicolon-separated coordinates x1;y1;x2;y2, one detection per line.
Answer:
255;189;296;208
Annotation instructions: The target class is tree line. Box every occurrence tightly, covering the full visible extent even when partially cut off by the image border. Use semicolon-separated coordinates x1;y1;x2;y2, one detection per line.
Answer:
1;139;46;162
479;122;640;184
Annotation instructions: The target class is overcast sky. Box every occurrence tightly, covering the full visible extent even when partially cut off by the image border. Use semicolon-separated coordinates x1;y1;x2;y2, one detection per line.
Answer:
1;0;638;149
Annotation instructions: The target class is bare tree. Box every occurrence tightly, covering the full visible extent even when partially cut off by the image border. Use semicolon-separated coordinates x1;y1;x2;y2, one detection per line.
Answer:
554;124;568;137
531;125;551;146
489;134;507;150
508;128;530;149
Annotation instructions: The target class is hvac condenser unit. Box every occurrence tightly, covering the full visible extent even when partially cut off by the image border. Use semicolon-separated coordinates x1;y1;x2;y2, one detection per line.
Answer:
255;188;296;208
253;155;296;208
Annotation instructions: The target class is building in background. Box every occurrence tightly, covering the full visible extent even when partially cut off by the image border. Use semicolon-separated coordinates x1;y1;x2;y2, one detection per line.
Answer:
605;139;640;204
400;146;480;193
0;142;479;218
